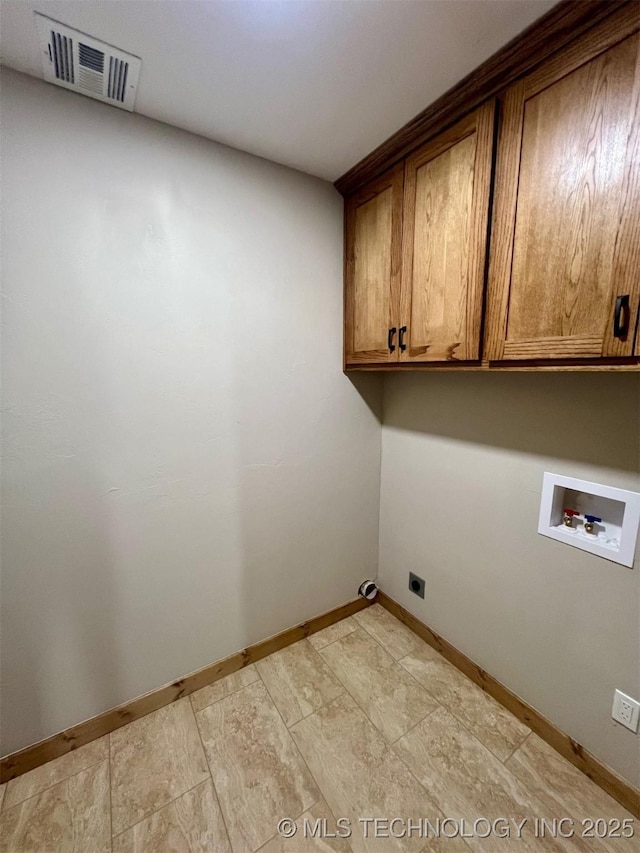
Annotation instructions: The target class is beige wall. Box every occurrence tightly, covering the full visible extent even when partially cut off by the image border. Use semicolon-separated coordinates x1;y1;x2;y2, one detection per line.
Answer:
379;372;640;787
0;70;382;755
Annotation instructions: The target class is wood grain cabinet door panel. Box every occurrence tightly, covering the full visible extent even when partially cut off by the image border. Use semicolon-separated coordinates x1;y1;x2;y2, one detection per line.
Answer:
344;165;403;365
486;29;640;361
399;102;495;363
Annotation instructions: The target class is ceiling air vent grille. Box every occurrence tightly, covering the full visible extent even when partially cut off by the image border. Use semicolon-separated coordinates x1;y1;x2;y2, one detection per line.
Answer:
35;14;141;111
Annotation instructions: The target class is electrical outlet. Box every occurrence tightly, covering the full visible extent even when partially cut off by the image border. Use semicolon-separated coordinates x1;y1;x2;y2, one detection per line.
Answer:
612;689;640;733
408;572;425;599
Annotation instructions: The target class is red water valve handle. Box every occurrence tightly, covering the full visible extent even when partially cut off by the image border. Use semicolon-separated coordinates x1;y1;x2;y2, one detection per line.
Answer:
563;508;580;517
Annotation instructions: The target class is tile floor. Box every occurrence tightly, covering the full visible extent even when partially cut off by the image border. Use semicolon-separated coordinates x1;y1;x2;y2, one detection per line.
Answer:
0;604;636;852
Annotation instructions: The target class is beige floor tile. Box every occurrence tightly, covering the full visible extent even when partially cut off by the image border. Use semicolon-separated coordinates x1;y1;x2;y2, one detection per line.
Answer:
308;617;359;651
2;735;109;811
196;679;319;853
506;734;636;853
0;759;110;853
353;605;424;660
394;706;586;853
258;798;354;853
110;697;209;836
400;645;529;761
190;664;260;713
291;691;440;853
319;629;437;743
113;779;231;853
256;639;344;727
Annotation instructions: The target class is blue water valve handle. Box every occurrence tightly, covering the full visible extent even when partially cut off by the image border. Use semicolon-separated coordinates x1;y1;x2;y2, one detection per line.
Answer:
584;514;602;534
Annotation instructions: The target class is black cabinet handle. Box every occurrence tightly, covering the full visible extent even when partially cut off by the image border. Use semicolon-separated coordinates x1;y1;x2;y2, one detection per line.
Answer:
399;325;407;351
613;295;630;338
388;327;397;353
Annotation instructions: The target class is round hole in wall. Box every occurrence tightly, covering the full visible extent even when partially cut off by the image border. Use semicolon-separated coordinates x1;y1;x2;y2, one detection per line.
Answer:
410;579;421;592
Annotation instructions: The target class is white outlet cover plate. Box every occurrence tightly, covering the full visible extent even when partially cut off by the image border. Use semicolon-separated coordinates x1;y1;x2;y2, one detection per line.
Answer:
538;473;640;568
612;689;640;733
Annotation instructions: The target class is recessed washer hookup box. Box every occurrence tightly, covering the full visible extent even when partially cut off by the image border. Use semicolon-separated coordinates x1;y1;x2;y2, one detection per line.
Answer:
538;473;640;569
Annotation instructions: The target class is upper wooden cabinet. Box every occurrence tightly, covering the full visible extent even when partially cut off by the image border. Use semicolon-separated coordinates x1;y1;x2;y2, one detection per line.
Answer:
342;4;640;370
344;164;403;365
485;29;640;361
399;103;495;362
344;105;494;367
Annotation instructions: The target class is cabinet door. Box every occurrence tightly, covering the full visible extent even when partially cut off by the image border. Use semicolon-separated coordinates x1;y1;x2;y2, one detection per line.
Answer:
398;102;495;362
344;164;403;365
486;29;640;361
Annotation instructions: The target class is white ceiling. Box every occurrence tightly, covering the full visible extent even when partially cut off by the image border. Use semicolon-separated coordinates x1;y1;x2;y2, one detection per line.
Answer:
0;0;556;180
